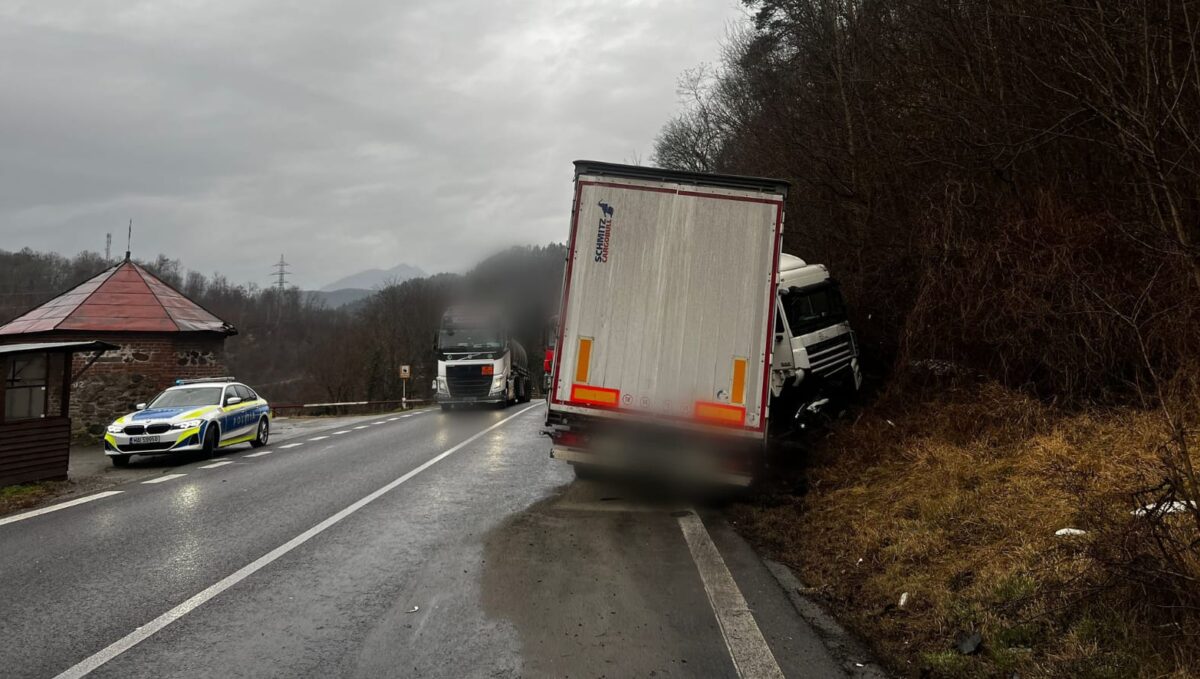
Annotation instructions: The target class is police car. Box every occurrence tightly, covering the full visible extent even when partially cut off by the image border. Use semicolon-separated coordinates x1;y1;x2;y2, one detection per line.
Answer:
103;377;271;467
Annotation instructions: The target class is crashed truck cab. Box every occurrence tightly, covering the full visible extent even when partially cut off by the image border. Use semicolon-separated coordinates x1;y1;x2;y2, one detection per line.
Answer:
770;254;862;405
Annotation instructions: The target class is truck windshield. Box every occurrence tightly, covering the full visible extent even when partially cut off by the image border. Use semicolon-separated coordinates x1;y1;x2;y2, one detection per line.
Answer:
780;284;847;335
439;327;503;351
148;387;223;408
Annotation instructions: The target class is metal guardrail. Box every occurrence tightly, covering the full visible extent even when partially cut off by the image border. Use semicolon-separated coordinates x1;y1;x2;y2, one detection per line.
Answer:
271;399;429;416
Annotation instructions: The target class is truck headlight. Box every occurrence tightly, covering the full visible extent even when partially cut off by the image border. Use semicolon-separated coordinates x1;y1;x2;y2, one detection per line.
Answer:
106;423;124;434
172;419;203;430
490;374;507;393
436;377;448;395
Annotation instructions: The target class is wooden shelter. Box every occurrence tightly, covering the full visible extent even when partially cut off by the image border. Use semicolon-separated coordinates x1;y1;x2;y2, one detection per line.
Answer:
0;340;116;486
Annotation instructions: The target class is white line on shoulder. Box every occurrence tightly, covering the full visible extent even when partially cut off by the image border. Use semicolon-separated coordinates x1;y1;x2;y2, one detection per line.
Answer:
677;512;785;679
0;491;124;528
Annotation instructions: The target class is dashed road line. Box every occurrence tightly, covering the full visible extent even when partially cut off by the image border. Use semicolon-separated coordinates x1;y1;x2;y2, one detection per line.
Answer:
308;436;329;441
386;417;398;422
244;451;272;458
678;513;785;679
142;474;187;485
332;430;350;436
0;491;124;528
52;403;541;679
352;426;368;430
199;461;234;469
279;443;303;449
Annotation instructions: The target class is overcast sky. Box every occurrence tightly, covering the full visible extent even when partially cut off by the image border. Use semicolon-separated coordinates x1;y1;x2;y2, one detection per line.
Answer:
0;1;746;289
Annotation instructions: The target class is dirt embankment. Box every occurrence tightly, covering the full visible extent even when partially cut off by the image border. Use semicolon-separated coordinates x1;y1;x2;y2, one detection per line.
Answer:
733;383;1199;678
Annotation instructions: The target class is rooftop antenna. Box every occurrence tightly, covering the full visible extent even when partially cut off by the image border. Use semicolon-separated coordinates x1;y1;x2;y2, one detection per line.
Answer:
272;254;291;292
105;233;112;261
124;219;132;262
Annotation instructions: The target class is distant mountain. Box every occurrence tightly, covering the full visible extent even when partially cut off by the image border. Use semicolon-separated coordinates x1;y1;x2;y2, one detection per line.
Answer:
321;263;425;292
305;288;375;309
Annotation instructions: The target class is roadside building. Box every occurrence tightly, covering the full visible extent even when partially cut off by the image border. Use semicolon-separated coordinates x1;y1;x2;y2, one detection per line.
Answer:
0;341;116;485
0;258;237;438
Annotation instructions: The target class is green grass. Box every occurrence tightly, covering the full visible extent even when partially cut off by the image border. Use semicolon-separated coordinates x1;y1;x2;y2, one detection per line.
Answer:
0;481;58;515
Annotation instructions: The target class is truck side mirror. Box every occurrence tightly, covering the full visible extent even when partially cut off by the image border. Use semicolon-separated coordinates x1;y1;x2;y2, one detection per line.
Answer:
135;402;147;410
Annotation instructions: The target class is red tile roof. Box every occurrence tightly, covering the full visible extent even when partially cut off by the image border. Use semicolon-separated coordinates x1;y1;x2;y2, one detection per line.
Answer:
0;261;236;336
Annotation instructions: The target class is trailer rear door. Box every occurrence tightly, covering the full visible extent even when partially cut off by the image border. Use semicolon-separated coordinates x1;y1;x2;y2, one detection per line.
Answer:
550;166;784;435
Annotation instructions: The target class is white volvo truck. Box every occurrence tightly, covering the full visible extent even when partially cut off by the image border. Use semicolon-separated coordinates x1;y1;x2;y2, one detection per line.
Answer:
544;161;860;485
434;306;531;410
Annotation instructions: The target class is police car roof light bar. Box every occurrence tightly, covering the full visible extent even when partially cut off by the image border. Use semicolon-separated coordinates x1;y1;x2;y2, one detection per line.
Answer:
175;376;237;385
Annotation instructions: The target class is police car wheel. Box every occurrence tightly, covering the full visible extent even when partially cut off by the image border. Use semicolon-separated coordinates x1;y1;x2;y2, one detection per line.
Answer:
251;418;269;448
111;454;131;468
202;426;219;458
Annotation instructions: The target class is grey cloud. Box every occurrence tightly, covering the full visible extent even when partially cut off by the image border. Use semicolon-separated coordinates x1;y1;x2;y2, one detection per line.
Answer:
0;1;745;287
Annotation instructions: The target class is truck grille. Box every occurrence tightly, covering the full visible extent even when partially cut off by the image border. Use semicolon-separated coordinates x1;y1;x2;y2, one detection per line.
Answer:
806;333;855;377
446;365;492;398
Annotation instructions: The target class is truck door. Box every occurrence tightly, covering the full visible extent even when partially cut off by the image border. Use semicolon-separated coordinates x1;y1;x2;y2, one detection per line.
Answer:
770;304;795;397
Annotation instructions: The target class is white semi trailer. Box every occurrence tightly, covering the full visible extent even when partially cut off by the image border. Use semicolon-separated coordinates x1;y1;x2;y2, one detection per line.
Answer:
545;161;861;485
545;161;788;485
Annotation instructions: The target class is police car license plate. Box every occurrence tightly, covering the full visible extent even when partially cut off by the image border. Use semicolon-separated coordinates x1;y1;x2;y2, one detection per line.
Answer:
131;435;160;445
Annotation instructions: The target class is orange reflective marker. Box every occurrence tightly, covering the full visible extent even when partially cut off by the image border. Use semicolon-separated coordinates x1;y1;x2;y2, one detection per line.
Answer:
575;337;593;383
731;357;747;405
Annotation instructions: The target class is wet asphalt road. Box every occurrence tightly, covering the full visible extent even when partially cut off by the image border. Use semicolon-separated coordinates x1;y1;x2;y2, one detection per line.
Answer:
0;402;851;678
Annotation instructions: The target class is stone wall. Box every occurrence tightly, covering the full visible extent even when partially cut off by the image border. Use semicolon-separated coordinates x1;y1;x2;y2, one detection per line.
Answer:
65;333;228;439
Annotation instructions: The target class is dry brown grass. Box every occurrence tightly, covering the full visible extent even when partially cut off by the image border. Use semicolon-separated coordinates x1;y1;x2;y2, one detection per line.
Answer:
733;382;1200;678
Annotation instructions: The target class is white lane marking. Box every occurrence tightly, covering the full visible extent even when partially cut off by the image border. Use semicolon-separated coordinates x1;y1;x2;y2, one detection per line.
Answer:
279;443;303;449
352;426;368;430
141;474;187;485
53;402;540;679
199;461;234;469
678;513;785;679
332;430;350;436
386;418;399;422
370;421;386;425
308;436;329;441
0;491;124;528
244;451;272;458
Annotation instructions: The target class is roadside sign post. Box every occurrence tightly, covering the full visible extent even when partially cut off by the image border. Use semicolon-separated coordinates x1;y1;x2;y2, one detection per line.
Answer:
399;365;411;409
